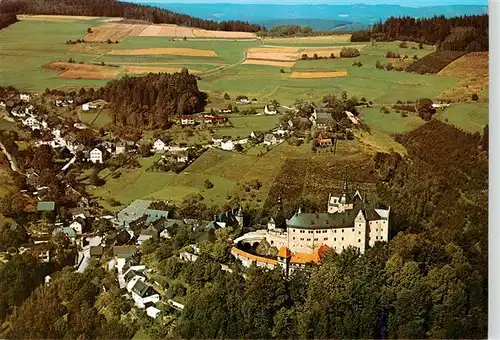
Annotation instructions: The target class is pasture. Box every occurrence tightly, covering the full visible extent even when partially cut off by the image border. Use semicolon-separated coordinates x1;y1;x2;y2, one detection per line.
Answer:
359;107;425;134
435;103;489;133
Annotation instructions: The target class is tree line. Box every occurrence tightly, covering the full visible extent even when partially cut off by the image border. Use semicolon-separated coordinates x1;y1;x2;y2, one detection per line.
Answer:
0;0;263;32
351;14;488;51
0;13;17;30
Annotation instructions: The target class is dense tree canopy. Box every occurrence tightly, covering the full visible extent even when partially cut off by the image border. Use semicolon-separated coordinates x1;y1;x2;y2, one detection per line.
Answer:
351;14;488;52
99;70;207;129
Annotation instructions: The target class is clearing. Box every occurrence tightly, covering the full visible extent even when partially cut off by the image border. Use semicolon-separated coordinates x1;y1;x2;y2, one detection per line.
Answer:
242;59;296;68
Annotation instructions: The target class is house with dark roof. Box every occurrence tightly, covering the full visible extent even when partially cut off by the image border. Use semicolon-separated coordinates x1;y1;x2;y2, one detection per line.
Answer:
131;280;160;308
90;246;104;258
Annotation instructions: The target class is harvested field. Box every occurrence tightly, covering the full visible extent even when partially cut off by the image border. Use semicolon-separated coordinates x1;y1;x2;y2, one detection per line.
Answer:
44;62;119;79
246;47;299;61
85;22;257;41
303;45;366;58
290;71;348;79
18;15;99;22
243;59;296;68
264;35;352;44
437;52;488;101
124;66;200;75
84;23;148;42
109;47;217;57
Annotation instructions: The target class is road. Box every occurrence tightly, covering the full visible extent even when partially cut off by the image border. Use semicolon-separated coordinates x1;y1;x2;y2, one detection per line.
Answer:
0;141;21;173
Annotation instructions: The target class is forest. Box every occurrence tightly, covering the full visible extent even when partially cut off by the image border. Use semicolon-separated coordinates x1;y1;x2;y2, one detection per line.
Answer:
351;14;488;51
83;69;207;129
0;0;263;32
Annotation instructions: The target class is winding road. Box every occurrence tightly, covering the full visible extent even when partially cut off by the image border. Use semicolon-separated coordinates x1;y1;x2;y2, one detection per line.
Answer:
0;141;21;173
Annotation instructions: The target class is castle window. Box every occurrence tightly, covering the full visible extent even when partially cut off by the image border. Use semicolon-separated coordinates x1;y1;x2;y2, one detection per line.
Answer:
308;231;313;234
376;228;378;232
376;236;378;240
293;237;295;240
314;238;318;241
358;239;361;243
334;238;336;241
342;237;344;241
342;229;344;233
324;237;328;241
334;230;337;233
293;229;296;232
358;231;361;234
369;237;371;240
307;238;311;241
352;228;355;232
300;238;304;241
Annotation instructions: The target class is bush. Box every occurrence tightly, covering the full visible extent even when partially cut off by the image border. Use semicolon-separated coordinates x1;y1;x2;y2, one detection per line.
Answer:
301;54;308;60
375;60;384;69
329;53;335;59
280;69;285;73
204;179;214;189
419;42;424;49
340;47;360;58
224;93;230;100
472;93;479;101
380;106;390;114
385;63;394;71
386;51;395;58
399;41;408;48
413;55;419;60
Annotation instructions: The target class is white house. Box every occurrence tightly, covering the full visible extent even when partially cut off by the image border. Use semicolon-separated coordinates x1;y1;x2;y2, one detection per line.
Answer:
52;128;62;139
11;109;26;118
263;134;277;146
112;246;137;275
20;93;31;102
212;136;223;146
0;101;6;109
180;116;196;125
176;152;189;163
146;306;162;319
82;103;90;111
221;140;234;151
89;148;103;164
82;102;100;111
69;219;85;235
236;96;250;104
153;139;166;152
74;123;87;130
264;104;278;115
22;117;41;130
131;280;160;308
115;142;127;155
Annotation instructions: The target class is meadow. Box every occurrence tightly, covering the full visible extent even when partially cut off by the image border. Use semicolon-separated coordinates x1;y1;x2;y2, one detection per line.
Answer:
435;103;489;133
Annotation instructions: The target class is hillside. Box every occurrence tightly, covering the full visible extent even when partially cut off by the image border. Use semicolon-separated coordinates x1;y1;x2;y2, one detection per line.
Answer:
0;0;263;32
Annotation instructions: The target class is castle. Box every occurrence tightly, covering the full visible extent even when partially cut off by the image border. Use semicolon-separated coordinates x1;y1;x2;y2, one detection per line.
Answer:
232;184;390;274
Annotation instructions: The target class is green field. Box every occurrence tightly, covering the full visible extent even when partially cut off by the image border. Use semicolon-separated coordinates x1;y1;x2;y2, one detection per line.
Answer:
217;115;280;138
360;107;425;134
0;18;467;108
435;103;489;133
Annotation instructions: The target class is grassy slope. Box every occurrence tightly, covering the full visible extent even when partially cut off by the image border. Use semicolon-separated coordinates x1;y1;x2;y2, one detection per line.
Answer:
435;103;489;133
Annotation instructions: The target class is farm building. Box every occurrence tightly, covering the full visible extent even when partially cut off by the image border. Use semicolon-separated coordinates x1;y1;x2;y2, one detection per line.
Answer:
264;104;278;115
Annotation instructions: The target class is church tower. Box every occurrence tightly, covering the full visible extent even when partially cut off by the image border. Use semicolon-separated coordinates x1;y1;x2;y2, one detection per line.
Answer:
235;206;244;227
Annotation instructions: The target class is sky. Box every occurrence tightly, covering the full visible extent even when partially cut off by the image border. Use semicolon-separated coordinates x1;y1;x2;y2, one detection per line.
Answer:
128;0;487;6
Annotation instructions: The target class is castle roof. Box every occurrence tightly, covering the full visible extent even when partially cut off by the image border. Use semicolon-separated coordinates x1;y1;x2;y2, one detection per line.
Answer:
287;210;358;230
277;246;292;259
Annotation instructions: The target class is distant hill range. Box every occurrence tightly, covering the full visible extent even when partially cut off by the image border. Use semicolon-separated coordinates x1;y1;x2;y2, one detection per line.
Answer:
141;3;488;31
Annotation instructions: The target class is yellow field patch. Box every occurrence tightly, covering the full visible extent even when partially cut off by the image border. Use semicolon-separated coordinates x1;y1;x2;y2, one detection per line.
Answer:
247;47;300;61
84;23;148;42
290;71;348;79
109;48;217;57
438;52;489;101
124;66;200;75
44;62;119;80
264;34;352;43
243;59;296;68
18;15;99;22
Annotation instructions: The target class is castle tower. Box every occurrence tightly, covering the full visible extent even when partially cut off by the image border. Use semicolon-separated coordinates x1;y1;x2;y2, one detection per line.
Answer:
235;206;244;227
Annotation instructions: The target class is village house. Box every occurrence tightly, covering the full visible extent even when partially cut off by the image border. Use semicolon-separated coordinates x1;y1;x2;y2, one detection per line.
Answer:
89;147;104;164
90;246;104;259
10;108;26;118
176;151;189;163
264;104;278;115
236;96;250;104
73;122;87;130
112;246;138;274
37;201;55;212
221;139;234;151
115;141;127;155
212;135;223;146
317;137;333;147
82;101;102;111
131;280;161;308
153;139;167;152
22;116;41;130
220;106;232;114
69;217;86;235
314;110;334;130
20;93;31;102
180;115;196;126
345;111;359;125
0;101;6;109
263;134;277;146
